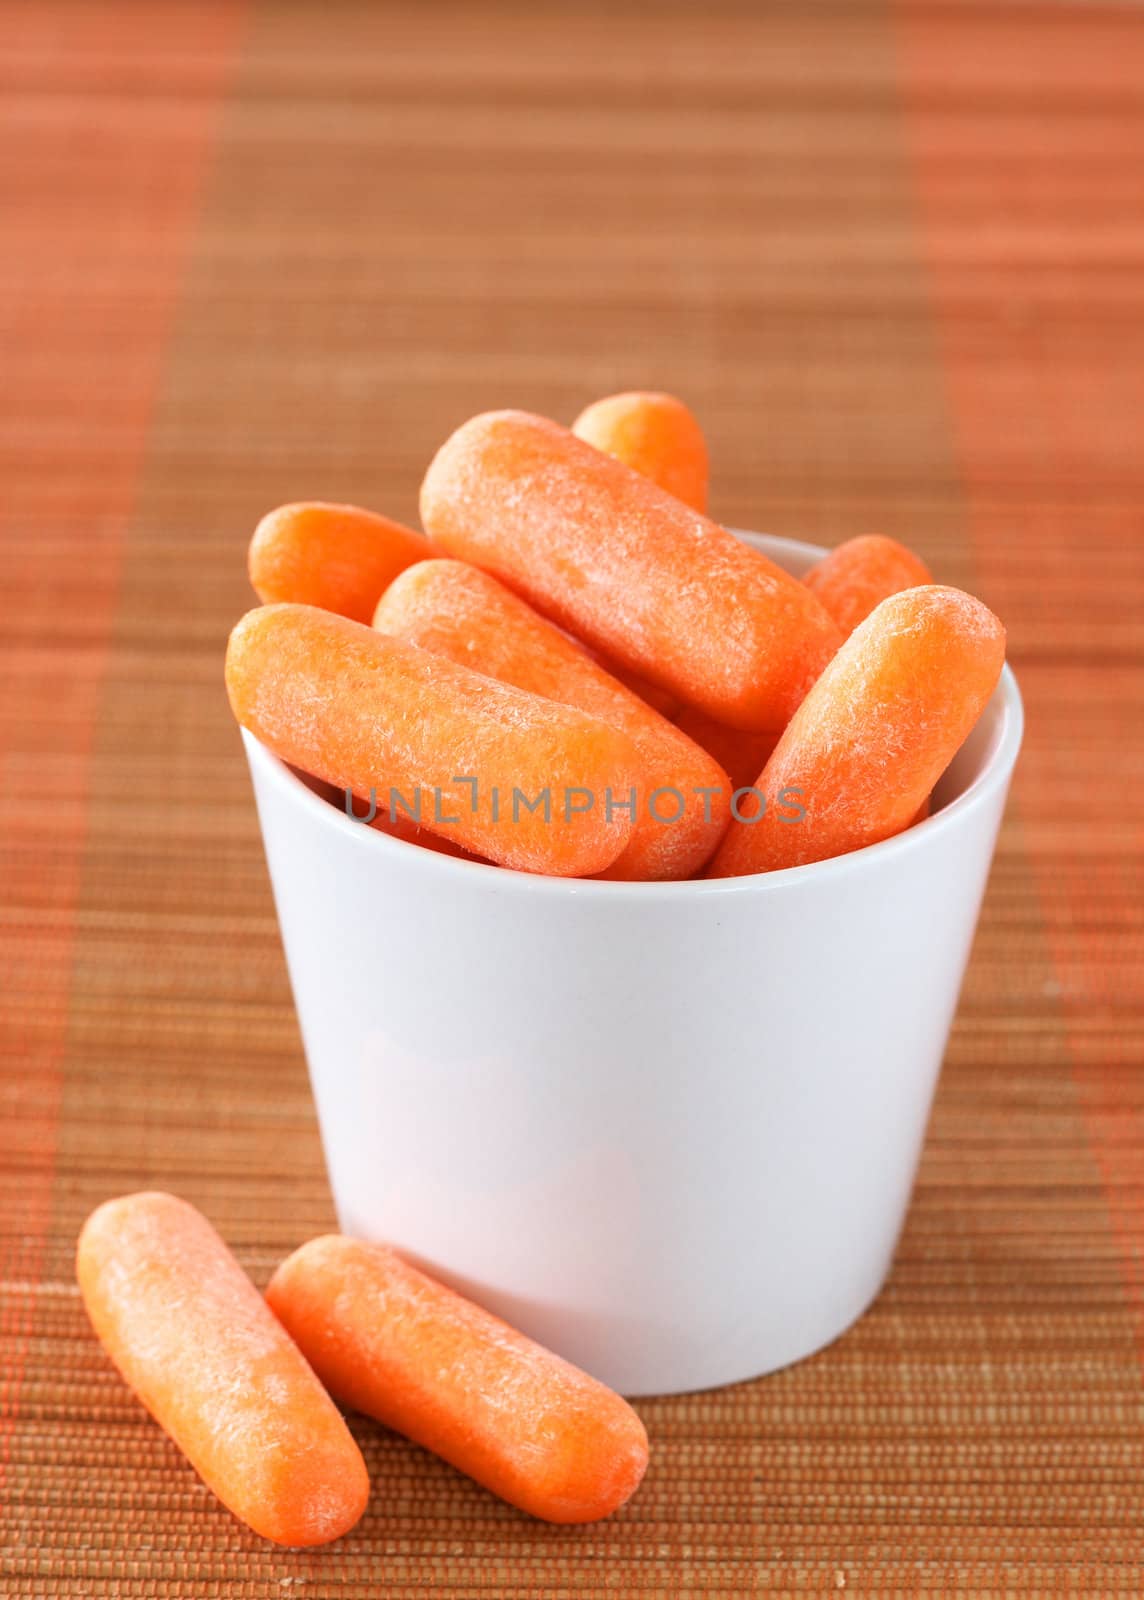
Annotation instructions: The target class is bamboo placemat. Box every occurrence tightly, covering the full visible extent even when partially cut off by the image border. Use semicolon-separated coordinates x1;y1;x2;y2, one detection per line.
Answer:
2;2;1141;1593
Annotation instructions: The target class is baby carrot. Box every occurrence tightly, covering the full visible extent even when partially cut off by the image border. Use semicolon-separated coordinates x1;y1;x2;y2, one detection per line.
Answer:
299;769;485;861
76;1192;369;1547
803;534;933;636
571;390;709;513
373;559;730;879
226;603;640;877
266;1236;649;1524
249;502;430;624
602;662;680;720
673;706;781;796
708;586;1005;878
420;411;842;732
369;802;485;859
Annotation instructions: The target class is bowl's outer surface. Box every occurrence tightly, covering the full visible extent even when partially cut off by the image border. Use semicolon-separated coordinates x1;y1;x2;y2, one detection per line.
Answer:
243;533;1022;1394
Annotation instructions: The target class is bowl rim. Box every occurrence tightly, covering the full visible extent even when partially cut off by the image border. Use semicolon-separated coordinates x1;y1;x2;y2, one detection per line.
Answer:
240;530;1024;902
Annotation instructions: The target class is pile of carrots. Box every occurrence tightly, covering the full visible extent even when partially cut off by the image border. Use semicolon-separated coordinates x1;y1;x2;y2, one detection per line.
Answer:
227;392;1005;879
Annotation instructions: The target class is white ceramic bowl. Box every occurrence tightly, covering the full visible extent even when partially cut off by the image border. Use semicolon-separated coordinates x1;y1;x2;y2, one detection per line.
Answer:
242;532;1023;1395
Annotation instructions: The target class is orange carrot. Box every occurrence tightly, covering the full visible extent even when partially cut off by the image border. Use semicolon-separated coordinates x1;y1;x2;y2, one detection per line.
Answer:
602;662;680;720
298;769;485;861
266;1236;649;1524
420;411;842;732
368;802;485;859
373;560;730;879
803;534;933;636
76;1192;369;1547
673;707;781;796
708;587;1005;877
571;390;709;513
226;603;640;877
249;502;430;623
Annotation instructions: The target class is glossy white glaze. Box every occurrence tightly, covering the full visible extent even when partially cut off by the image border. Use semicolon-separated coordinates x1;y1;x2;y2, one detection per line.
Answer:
242;531;1023;1395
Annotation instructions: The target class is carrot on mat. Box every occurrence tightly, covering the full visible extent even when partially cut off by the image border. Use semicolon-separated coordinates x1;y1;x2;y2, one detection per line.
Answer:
571;390;709;514
421;410;842;732
373;559;730;879
708;586;1005;878
249;501;430;624
267;1235;649;1524
226;603;641;877
77;1192;369;1547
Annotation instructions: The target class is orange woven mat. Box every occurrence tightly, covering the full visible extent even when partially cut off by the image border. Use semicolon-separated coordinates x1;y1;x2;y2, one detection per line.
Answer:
2;3;1141;1593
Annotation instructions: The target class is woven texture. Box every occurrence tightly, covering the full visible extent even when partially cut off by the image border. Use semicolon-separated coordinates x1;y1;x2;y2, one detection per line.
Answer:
2;1;1142;1592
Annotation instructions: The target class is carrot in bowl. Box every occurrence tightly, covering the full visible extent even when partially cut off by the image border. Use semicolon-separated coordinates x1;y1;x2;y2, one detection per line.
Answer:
249;501;430;623
803;533;933;636
225;602;641;877
571;389;709;513
421;410;842;732
373;559;730;879
708;586;1005;878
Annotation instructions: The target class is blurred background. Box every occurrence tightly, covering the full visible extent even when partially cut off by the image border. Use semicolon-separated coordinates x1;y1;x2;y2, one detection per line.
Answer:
2;2;1141;1593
